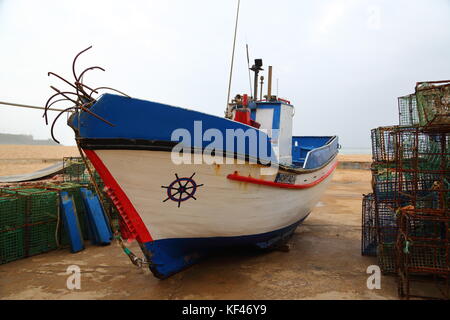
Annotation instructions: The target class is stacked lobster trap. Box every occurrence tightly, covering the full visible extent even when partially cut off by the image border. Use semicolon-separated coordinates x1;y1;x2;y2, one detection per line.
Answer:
362;80;450;299
0;187;59;264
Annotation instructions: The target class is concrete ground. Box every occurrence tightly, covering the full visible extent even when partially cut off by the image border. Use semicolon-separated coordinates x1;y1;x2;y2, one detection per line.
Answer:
0;169;438;300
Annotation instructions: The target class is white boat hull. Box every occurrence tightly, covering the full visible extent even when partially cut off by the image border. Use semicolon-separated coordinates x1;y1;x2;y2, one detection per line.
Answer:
93;150;337;240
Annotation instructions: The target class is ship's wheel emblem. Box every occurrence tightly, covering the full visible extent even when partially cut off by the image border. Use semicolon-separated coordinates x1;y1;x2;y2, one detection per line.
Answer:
161;173;203;208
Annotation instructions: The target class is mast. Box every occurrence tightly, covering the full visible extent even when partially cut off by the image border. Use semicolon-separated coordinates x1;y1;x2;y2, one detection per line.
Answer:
225;0;241;119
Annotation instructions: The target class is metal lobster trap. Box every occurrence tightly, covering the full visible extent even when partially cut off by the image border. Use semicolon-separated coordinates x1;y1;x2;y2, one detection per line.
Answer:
415;81;450;128
396;210;449;299
398;94;420;127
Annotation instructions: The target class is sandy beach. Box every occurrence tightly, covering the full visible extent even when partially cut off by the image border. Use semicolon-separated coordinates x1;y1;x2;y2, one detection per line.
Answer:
1;145;442;299
0;154;383;299
0;145;78;176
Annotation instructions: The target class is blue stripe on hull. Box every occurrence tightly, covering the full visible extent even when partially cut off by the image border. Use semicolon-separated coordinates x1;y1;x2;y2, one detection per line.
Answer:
70;94;275;163
142;214;309;279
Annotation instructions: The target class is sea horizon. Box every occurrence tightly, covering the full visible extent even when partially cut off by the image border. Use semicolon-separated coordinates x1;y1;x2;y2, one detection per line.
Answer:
339;148;371;155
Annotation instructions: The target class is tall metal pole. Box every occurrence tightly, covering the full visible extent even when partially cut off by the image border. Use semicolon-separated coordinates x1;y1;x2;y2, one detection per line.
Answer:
260;76;264;101
225;0;241;118
253;69;259;101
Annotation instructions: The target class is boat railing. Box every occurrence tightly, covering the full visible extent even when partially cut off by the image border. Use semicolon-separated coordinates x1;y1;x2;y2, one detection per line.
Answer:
302;136;339;169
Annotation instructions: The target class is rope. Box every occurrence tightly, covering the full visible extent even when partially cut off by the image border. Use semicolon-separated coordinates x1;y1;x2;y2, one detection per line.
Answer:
76;142;149;268
0;100;67;112
403;240;411;254
55;196;61;248
76;142;111;224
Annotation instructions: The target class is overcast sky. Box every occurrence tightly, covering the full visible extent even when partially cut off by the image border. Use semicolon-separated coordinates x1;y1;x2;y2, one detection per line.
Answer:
0;0;449;148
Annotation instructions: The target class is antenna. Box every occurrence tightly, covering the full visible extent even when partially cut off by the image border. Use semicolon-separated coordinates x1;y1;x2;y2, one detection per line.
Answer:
277;78;279;97
225;0;241;119
250;59;263;101
260;76;264;100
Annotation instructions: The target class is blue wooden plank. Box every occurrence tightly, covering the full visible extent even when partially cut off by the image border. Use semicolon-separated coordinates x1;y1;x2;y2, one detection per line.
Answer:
80;188;111;245
60;192;85;253
84;200;99;245
101;206;113;239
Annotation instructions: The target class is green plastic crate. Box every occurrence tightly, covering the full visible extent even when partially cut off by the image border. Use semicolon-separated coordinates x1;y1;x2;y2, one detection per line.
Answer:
0;194;26;232
27;221;58;256
3;188;58;224
0;228;25;264
63;157;101;185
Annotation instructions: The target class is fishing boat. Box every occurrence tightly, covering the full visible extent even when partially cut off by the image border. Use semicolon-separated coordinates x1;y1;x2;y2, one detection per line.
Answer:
72;71;338;278
43;46;338;278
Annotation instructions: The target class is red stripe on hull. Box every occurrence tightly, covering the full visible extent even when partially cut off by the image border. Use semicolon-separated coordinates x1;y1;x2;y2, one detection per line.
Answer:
227;161;338;189
83;149;153;242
